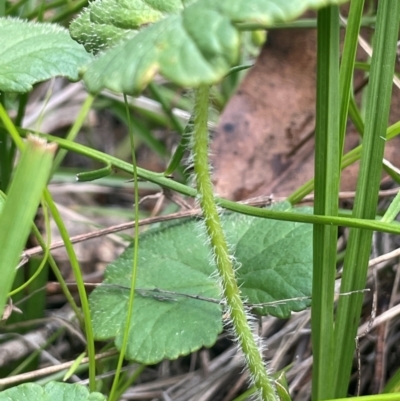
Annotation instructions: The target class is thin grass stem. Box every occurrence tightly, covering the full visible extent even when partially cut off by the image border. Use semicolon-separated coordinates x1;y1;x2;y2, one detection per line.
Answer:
333;1;400;395
311;6;340;400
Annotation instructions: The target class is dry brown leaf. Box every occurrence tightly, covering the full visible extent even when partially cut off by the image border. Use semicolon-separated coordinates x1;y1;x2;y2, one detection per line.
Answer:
211;28;317;200
211;27;400;201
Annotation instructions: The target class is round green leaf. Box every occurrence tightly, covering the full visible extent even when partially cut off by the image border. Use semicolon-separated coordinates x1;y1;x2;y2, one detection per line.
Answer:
90;203;313;363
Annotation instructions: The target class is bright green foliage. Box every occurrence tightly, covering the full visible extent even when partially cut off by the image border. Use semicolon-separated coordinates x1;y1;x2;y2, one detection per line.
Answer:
81;13;238;94
70;0;191;53
89;203;313;364
0;382;106;401
90;219;223;364
74;0;350;95
69;9;132;54
0;18;92;93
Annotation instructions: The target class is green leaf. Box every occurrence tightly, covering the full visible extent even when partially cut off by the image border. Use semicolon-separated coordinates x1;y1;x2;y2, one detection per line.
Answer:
90;219;222;364
88;0;190;29
0;382;106;401
232;207;313;318
70;0;190;53
81;14;238;94
90;203;312;364
69;8;132;54
0;18;92;93
78;0;350;94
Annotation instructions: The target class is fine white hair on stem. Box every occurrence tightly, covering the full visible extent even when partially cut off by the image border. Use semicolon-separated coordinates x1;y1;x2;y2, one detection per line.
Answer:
188;85;277;401
222;303;271;401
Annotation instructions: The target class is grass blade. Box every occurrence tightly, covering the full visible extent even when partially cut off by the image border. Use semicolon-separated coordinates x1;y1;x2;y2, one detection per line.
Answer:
333;1;400;395
311;6;340;400
0;135;56;316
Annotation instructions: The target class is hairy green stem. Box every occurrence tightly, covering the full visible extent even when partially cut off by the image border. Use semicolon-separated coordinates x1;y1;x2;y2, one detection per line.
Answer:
192;85;278;401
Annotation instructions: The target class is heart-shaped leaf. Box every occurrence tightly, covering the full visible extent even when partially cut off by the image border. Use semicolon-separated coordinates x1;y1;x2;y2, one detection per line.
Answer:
0;18;92;93
75;0;350;94
90;202;313;364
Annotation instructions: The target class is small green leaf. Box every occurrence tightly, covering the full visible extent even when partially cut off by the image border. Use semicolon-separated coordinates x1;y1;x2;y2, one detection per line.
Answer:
0;18;92;93
78;0;350;94
69;8;132;54
0;381;106;401
90;203;313;363
70;0;188;53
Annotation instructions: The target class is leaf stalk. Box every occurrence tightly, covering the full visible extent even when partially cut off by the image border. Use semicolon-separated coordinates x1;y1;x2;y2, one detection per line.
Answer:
192;84;278;401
